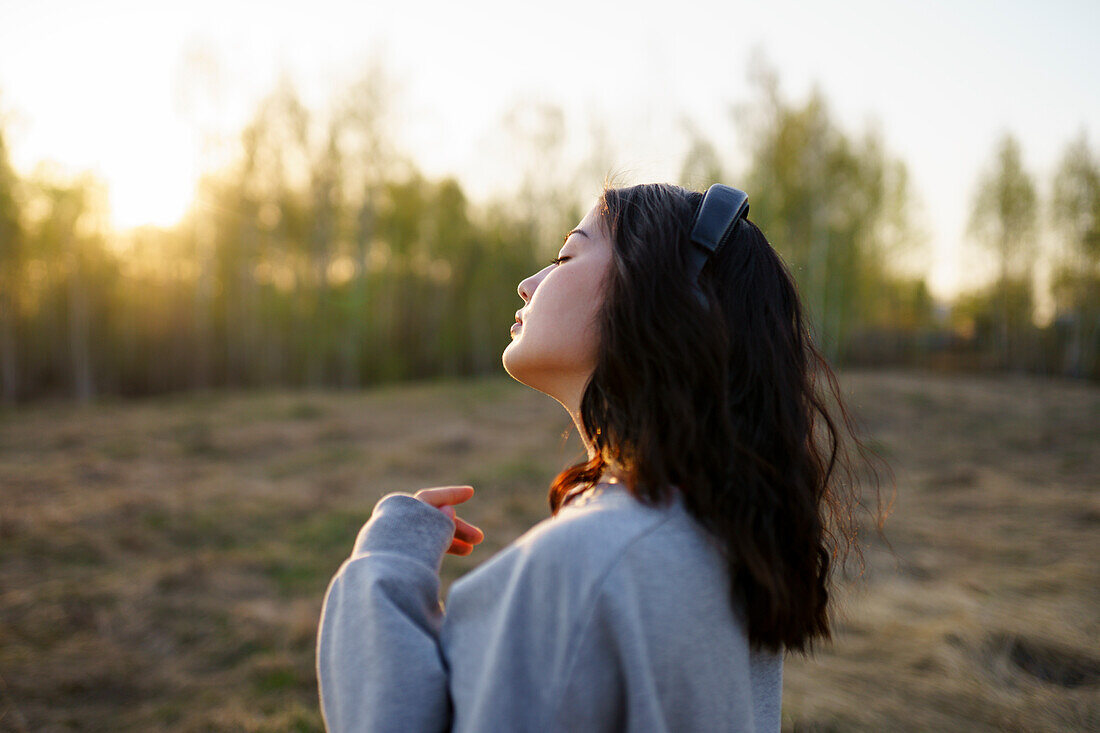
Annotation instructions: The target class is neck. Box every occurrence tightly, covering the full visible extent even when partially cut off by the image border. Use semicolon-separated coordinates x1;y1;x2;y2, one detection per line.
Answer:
565;398;630;488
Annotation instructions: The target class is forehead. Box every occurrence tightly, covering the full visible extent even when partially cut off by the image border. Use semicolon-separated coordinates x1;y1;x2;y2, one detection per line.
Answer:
573;201;608;241
582;200;606;227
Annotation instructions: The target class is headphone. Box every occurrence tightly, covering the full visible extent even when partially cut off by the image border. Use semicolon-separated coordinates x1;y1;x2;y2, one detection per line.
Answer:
687;184;750;307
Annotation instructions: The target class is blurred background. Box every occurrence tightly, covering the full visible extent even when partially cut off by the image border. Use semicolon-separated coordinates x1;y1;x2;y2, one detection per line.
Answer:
0;0;1097;730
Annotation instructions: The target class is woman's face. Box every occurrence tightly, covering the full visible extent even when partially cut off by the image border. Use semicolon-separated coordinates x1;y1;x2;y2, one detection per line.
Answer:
502;201;613;410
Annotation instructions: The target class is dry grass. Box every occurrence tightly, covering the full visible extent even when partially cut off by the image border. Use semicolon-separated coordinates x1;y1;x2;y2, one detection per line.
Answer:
0;370;1097;731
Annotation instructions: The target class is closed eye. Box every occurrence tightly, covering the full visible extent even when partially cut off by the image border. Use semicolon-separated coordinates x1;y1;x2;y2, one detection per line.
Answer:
549;256;570;266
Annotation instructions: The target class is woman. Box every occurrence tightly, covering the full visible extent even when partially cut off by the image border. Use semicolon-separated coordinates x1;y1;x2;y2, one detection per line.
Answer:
316;182;889;732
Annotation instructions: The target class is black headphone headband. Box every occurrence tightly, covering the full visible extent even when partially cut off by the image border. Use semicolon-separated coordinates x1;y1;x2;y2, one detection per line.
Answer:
687;183;750;306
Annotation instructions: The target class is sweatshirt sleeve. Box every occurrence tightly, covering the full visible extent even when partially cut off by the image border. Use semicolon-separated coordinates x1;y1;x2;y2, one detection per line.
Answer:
316;492;457;733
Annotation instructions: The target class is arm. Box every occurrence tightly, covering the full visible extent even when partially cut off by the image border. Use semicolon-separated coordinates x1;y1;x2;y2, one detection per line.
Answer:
316;492;456;733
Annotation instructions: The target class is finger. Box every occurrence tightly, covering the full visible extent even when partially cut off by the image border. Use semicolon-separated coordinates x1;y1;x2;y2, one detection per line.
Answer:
414;486;475;508
452;516;484;544
447;537;474;556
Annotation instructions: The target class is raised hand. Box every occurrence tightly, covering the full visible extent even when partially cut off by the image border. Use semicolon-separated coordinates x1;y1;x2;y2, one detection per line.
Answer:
413;485;485;556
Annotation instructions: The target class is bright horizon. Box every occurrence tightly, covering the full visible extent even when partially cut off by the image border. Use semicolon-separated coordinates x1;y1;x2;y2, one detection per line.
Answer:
1;0;1097;310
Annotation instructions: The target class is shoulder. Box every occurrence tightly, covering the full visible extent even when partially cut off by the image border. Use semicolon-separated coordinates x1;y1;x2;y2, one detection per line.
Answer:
439;484;688;672
438;485;689;726
522;483;678;562
542;485;740;635
445;483;686;608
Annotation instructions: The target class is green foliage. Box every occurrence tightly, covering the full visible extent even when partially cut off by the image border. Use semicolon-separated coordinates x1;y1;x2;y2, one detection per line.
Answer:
0;75;544;401
678;122;725;191
2;64;1099;401
968;133;1039;279
1050;130;1100;264
952;275;1035;346
1048;131;1100;377
737;69;928;359
965;132;1040;370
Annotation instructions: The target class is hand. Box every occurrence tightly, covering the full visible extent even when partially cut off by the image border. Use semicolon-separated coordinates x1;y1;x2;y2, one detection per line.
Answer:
413;485;485;556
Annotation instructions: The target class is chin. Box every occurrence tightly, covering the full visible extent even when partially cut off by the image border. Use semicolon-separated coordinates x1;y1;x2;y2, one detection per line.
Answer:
501;341;528;383
502;342;548;393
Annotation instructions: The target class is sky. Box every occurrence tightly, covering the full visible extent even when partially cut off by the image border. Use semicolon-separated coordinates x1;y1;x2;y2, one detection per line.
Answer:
1;0;1097;308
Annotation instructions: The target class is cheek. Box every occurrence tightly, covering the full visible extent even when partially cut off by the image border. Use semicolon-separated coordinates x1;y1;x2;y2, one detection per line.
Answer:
558;272;604;351
559;265;601;311
503;264;607;382
527;273;602;353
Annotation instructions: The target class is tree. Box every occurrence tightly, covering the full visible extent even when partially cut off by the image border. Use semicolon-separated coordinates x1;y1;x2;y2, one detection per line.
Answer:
0;119;23;405
966;132;1039;368
678;119;725;191
23;169;111;402
1049;129;1100;377
174;40;226;390
500;98;572;260
734;55;924;360
332;61;400;387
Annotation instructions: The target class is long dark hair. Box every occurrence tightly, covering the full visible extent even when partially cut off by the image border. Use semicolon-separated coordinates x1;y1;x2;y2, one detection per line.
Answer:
548;181;893;657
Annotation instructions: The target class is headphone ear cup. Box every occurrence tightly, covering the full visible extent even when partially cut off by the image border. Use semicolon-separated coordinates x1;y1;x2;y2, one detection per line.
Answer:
688;184;750;307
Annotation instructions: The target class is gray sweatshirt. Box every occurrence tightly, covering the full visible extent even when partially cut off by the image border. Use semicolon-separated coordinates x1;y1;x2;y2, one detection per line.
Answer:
316;482;783;732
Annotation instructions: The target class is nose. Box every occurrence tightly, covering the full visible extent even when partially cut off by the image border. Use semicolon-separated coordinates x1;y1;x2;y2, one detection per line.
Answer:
517;270;541;303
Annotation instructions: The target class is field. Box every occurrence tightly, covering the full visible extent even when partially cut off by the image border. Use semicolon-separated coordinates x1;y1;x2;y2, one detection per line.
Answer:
1;369;1097;731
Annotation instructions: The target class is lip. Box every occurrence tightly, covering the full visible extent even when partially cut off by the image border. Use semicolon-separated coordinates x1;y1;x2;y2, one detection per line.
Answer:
510;321;522;335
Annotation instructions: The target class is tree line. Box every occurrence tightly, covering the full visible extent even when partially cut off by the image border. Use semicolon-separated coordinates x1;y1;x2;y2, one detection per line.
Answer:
0;63;1097;405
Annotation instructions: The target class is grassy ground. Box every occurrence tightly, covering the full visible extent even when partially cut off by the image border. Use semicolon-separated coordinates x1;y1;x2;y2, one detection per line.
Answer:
0;369;1097;731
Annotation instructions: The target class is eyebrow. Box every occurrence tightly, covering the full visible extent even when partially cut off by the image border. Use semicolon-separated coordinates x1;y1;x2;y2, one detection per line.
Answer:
563;228;590;245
